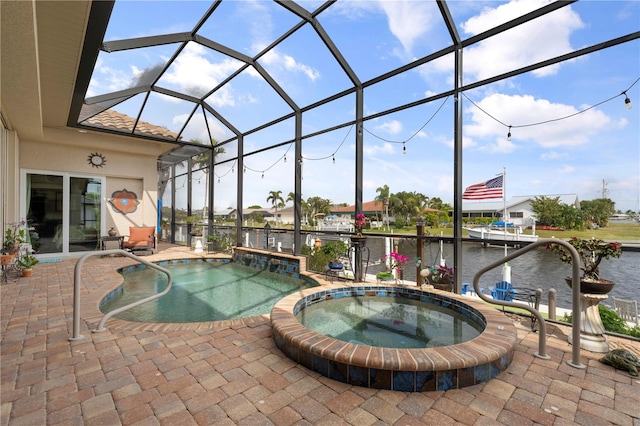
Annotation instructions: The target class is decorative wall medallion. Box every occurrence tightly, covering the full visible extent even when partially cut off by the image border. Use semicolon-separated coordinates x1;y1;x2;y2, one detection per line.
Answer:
109;189;139;214
88;152;106;168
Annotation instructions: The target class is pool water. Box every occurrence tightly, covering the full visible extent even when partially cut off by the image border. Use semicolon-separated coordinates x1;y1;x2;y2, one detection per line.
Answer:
296;296;483;348
100;261;316;323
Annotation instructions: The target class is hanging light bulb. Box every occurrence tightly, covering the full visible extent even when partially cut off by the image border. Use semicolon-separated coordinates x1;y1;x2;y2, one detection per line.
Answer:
218;177;220;183
402;142;406;154
624;92;632;109
507;126;512;141
284;154;287;163
232;166;234;173
261;173;264;179
332;154;335;163
243;166;246;173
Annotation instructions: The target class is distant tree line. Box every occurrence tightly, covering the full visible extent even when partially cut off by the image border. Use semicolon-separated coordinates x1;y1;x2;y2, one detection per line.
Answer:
531;196;616;230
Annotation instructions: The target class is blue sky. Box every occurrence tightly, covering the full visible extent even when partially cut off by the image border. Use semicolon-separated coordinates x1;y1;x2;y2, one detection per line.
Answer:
89;0;640;213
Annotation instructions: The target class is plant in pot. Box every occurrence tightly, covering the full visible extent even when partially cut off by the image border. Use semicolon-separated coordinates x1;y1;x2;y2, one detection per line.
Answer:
547;237;622;294
18;252;39;277
354;214;367;236
376;271;395;282
420;264;455;292
185;216;202;236
2;221;26;265
381;251;409;284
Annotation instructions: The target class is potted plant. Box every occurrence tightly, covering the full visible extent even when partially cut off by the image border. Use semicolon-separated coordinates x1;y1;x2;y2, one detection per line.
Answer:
547;237;622;294
381;251;409;284
185;216;202;236
376;271;395;282
2;221;26;264
18;252;39;277
420;264;455;292
350;213;368;247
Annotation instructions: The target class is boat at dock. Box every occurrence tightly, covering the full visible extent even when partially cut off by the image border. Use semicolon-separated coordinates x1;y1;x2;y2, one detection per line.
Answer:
464;226;539;243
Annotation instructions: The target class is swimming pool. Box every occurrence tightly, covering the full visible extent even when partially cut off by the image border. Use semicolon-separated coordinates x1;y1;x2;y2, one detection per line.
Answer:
99;259;317;323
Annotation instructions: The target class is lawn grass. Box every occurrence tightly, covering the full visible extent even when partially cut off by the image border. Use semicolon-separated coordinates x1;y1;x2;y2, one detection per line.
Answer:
417;222;640;242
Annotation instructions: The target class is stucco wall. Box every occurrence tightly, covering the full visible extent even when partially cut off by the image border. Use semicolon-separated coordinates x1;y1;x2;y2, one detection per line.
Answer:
19;131;168;237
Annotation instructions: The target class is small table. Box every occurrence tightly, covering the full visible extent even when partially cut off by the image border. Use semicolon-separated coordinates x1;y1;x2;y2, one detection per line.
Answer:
101;235;125;251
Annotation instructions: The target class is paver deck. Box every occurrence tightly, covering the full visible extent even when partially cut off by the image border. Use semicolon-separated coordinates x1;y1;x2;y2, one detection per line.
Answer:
1;243;639;425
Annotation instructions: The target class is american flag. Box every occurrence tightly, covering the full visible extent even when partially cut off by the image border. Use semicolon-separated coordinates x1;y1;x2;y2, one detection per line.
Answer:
462;175;504;200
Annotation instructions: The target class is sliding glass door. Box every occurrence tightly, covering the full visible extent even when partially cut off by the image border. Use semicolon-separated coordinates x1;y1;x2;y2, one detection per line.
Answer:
23;172;104;255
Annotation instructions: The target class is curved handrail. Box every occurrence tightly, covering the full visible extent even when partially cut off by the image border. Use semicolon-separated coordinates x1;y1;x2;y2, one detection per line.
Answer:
472;238;585;368
69;249;172;340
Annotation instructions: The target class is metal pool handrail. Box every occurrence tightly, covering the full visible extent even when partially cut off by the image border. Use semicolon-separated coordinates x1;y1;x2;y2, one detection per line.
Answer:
472;238;585;369
69;249;172;340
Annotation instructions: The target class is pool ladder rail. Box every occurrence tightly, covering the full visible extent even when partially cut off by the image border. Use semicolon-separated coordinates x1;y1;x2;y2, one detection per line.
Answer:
69;249;173;340
472;238;586;370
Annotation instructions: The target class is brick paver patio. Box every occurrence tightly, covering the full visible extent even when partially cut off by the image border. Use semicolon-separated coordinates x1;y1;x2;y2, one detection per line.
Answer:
1;244;639;425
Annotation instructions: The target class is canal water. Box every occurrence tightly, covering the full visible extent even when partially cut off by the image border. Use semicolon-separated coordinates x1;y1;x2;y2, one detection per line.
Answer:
255;231;639;310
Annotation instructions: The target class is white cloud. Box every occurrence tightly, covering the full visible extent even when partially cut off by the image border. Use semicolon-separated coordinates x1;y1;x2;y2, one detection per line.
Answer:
173;113;230;142
374;119;403;135
364;142;395;156
161;43;242;107
461;0;584;80
540;150;568;160
465;93;619;149
420;0;585;81
261;49;320;81
558;165;575;174
378;1;437;55
489;138;517;154
87;57;133;96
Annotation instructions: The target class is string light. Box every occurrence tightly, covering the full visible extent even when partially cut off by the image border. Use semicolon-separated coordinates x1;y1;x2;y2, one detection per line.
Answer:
461;77;638;136
231;166;234;173
243;166;246;173
218;177;220;183
261;173;264;179
402;142;406;154
284;154;287;163
624;92;632;109
332;154;335;163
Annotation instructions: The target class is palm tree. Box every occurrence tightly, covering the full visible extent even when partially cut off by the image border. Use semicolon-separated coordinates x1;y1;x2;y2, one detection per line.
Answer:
390;191;428;225
266;190;285;226
306;196;332;224
375;184;391;230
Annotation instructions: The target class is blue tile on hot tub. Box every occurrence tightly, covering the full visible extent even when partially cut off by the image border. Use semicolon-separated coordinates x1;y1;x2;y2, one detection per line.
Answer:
393;371;416;392
436;370;456;391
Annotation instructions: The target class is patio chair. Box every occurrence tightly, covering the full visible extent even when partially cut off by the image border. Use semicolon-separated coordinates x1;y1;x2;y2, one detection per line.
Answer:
123;226;156;255
489;281;517;301
612;296;639;325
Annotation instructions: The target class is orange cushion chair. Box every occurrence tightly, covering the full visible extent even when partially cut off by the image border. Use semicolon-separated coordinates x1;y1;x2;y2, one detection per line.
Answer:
123;227;156;254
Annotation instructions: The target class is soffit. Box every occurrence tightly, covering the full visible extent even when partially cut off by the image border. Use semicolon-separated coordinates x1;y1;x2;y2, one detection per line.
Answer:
36;1;92;131
0;0;42;140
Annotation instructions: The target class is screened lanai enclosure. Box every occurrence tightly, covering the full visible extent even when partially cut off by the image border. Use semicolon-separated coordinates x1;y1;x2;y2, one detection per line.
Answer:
70;0;639;289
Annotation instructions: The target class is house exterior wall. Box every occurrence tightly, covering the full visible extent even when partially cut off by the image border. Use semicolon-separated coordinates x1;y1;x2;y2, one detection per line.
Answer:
17;129;168;239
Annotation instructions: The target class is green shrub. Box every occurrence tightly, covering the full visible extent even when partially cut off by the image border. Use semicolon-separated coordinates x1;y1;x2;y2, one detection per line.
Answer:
376;271;394;281
561;304;637;337
301;240;348;273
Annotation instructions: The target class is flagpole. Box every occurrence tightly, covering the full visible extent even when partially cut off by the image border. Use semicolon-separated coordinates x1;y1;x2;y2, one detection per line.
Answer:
503;166;507;257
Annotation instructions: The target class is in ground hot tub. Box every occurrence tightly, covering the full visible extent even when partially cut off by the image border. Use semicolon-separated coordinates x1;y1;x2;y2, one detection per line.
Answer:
271;285;517;391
